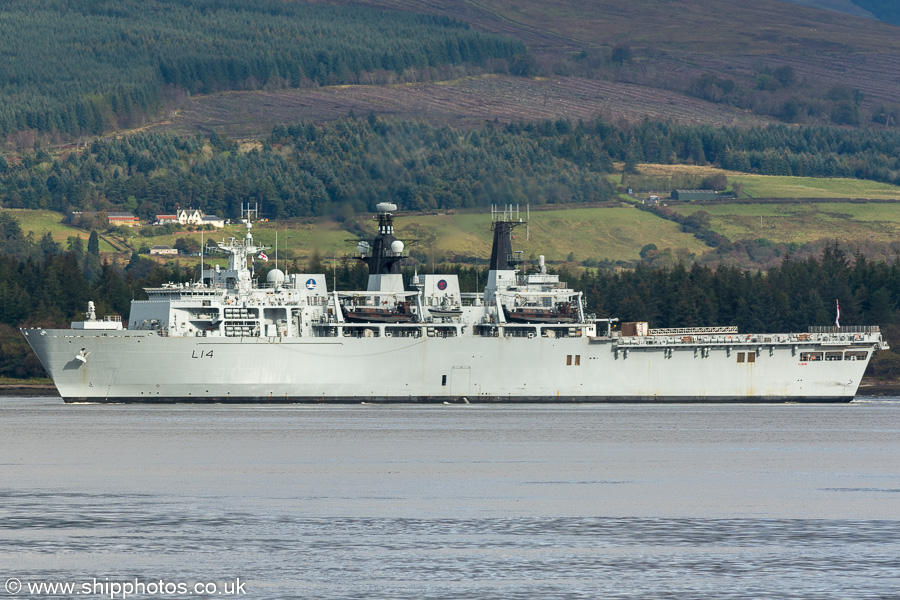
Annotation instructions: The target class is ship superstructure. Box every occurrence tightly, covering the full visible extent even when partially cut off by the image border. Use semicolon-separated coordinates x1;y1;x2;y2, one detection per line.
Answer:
23;204;887;403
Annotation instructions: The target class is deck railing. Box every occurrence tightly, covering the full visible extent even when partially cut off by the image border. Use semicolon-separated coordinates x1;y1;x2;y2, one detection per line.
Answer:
808;325;880;334
649;326;739;336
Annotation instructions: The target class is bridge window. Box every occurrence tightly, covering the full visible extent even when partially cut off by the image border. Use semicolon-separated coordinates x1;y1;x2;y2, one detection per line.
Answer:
737;352;745;363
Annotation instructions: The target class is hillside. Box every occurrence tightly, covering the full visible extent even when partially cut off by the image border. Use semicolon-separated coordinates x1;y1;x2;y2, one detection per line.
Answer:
3;0;900;271
333;0;900;124
11;172;900;269
3;0;900;147
143;0;900;136
0;0;523;139
346;0;900;55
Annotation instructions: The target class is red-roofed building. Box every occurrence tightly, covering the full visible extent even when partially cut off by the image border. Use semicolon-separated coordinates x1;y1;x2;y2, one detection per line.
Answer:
108;212;140;227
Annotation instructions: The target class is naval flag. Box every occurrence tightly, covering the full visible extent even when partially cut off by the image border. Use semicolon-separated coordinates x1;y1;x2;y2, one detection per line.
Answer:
835;299;840;328
258;252;268;261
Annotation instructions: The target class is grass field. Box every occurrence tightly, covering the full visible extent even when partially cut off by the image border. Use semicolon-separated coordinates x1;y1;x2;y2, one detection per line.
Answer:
139;221;351;264
627;164;900;200
142;206;709;267
736;176;900;200
6;209;118;252
672;203;900;244
14;193;900;267
364;206;709;264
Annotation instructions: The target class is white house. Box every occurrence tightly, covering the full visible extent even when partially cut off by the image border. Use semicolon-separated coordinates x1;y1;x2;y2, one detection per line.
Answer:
176;209;203;225
176;208;224;228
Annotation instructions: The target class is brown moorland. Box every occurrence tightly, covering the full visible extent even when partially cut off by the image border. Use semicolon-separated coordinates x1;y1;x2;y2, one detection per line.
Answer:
347;0;900;55
153;75;772;138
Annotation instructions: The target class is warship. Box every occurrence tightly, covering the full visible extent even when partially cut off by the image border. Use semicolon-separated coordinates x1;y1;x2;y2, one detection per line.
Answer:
23;203;886;403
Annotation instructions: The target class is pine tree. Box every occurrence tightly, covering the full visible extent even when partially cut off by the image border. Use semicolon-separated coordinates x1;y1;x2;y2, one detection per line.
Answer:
88;230;100;256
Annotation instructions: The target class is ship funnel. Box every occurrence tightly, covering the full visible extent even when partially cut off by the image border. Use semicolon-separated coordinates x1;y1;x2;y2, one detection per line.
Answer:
539;255;546;274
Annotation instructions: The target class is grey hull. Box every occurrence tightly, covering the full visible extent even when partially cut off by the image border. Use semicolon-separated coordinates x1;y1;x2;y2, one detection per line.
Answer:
64;395;855;404
26;328;874;404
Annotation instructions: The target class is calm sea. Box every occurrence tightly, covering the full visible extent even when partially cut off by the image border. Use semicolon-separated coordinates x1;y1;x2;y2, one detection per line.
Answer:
1;397;899;599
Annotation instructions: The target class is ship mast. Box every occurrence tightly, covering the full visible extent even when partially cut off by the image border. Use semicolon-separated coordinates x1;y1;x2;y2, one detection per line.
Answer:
202;203;270;293
357;202;407;292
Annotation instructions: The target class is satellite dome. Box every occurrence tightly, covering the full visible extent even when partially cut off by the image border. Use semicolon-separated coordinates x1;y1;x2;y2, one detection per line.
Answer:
266;268;285;286
376;202;398;213
390;240;404;253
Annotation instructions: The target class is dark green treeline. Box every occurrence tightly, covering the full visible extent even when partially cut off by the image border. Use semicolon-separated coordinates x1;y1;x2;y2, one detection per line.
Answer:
414;245;896;334
0;118;617;217
4;118;900;221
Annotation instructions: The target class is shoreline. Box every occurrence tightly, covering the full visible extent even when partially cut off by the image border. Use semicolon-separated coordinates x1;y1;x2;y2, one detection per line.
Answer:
855;383;900;397
2;383;897;399
0;383;58;397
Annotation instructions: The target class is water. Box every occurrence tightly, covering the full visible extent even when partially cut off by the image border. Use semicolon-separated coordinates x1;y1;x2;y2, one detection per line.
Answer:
1;398;899;599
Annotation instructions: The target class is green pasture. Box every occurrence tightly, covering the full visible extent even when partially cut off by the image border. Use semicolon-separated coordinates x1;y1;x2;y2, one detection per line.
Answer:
4;209;118;252
135;226;238;254
149;207;709;266
387;207;709;263
144;221;360;265
620;164;900;200
673;202;900;244
734;175;900;200
16;197;900;266
248;221;356;262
